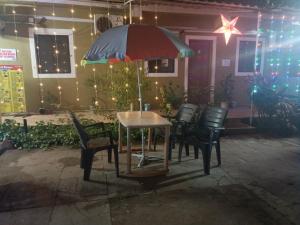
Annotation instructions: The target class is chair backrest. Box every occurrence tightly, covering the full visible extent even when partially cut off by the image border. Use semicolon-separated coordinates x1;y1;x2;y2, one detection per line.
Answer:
200;106;228;129
69;111;89;149
176;103;199;123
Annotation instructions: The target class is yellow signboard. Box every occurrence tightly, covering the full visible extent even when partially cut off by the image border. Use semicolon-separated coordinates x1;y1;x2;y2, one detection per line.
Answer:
0;65;26;113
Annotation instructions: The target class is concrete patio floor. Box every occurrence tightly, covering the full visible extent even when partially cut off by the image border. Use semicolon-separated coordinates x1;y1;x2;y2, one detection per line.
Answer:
0;135;299;225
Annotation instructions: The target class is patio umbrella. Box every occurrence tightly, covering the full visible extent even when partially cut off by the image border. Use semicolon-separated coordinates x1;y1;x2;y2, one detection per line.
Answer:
82;24;194;114
82;24;193;167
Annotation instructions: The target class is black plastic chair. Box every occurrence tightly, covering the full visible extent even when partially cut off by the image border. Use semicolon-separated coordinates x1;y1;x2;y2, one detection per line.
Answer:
69;112;119;180
178;106;228;175
153;103;200;160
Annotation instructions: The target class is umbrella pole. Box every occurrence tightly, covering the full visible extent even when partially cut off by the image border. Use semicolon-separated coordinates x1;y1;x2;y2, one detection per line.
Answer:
134;60;146;167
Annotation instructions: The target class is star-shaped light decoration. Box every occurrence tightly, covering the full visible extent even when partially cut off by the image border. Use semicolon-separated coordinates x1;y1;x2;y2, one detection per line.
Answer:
214;14;242;45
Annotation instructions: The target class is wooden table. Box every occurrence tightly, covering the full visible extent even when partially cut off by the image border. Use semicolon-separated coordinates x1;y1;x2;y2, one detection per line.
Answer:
117;111;171;176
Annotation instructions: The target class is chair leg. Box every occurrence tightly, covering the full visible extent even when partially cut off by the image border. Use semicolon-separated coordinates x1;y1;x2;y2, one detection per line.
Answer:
216;141;221;166
107;148;112;163
153;134;158;151
178;141;184;162
172;137;176;149
80;149;85;169
194;145;199;159
84;152;94;181
185;144;190;156
113;146;119;177
168;136;173;160
201;144;212;175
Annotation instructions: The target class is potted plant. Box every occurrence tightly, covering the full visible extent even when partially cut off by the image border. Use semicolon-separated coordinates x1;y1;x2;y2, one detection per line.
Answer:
159;82;183;117
215;73;235;109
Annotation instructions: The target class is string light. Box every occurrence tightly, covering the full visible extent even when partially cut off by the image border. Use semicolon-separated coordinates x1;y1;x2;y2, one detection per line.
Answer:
285;15;294;88
123;0;128;21
51;2;62;107
139;0;143;23
92;67;99;106
70;4;76;32
154;3;158;24
12;8;18;38
89;5;93;19
33;8;45;106
254;11;262;75
269;14;276;77
33;4;38;31
76;81;80;102
109;64;116;102
107;0;110;17
155;81;159;100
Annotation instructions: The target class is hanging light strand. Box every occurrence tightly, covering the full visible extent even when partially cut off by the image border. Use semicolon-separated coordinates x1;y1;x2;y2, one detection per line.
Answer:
51;1;62;107
285;16;294;88
139;0;143;23
89;5;93;19
154;3;158;24
123;0;128;21
92;67;99;106
107;0;110;16
12;8;18;38
275;15;285;78
71;4;76;32
33;3;38;31
75;81;80;102
269;14;276;78
70;4;79;102
155;81;159;100
109;64;116;101
35;33;45;105
254;11;262;75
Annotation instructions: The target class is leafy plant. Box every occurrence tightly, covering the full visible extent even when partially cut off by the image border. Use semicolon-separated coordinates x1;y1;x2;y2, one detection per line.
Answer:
85;62;152;114
0;118;149;150
215;73;235;105
250;75;299;136
0;119;79;149
159;82;183;117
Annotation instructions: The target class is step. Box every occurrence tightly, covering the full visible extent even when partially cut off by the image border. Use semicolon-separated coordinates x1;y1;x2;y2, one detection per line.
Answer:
224;117;257;135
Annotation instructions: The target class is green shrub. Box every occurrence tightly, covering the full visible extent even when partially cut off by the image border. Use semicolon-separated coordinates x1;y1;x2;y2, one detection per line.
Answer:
0;119;148;150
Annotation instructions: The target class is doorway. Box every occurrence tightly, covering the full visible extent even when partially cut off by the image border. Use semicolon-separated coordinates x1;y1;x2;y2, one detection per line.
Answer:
185;36;216;105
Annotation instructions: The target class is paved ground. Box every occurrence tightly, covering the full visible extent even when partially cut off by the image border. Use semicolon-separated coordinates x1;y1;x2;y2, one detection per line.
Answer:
0;135;299;225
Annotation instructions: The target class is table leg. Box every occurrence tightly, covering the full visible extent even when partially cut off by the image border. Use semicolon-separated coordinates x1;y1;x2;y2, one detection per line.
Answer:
164;126;170;170
126;127;131;174
147;128;152;151
118;122;123;153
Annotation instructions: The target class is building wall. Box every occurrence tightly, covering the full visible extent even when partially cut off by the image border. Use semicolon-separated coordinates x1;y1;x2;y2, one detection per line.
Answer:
0;4;121;112
143;11;258;107
0;3;259;113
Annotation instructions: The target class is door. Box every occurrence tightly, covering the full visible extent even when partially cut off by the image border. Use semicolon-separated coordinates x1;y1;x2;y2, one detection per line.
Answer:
188;39;213;105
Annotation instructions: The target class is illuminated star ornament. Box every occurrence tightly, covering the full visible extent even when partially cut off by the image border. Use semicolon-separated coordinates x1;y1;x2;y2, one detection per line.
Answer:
214;14;242;45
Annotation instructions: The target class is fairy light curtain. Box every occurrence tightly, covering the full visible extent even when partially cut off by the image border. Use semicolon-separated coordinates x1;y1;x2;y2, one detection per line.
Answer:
261;13;300;94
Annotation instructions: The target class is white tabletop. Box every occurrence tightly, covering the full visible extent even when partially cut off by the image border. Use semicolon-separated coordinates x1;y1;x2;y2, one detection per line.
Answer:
117;111;171;128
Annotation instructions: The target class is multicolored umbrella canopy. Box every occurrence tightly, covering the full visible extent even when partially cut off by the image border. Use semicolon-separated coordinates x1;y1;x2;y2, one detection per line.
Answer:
82;24;193;65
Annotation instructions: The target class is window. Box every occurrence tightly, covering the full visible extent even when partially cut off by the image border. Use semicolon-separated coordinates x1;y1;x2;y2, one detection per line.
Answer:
145;59;178;77
29;28;76;78
235;37;264;76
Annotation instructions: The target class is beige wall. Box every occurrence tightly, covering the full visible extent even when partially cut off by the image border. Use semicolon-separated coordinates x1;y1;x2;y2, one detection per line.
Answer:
0;3;258;113
0;4;123;112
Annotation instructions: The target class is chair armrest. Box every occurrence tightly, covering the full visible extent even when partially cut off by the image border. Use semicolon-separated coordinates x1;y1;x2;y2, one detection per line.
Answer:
89;130;115;144
208;127;225;131
161;115;176;121
89;130;111;138
84;122;105;130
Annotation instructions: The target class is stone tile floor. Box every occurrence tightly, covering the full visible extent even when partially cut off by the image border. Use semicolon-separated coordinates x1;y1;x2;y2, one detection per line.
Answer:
0;135;299;225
